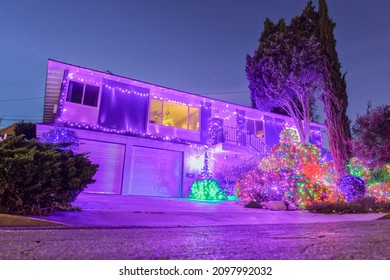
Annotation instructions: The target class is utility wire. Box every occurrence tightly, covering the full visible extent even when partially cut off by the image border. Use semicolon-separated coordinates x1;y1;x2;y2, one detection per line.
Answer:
198;90;249;95
0;97;43;102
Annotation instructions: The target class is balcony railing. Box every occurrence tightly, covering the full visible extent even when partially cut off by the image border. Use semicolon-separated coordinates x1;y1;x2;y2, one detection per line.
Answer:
216;126;267;155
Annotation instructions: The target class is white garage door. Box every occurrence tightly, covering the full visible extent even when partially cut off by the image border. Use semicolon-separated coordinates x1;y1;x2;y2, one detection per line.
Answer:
78;139;125;194
130;146;183;197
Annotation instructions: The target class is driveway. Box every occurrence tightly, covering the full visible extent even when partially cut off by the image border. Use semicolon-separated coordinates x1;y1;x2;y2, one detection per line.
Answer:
21;193;386;227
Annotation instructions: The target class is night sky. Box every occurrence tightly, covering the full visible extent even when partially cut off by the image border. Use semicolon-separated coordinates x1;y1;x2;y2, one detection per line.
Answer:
0;0;389;129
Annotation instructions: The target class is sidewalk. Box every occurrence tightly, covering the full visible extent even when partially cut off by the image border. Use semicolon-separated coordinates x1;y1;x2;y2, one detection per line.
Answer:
16;193;386;227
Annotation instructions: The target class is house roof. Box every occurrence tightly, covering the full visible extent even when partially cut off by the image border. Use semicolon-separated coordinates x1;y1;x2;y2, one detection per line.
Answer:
0;122;17;136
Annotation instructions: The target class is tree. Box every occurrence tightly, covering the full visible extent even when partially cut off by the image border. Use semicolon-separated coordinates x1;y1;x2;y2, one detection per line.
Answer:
318;0;352;177
351;103;390;168
14;121;36;140
162;107;175;126
246;1;322;144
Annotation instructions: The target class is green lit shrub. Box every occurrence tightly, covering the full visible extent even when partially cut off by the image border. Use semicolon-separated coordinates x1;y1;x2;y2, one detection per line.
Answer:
0;136;98;215
189;179;227;201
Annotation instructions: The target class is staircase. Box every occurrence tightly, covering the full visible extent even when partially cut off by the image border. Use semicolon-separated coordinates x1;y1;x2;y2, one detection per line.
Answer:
215;126;269;195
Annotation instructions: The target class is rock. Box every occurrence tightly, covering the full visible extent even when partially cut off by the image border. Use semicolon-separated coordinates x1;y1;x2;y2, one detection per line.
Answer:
266;200;287;211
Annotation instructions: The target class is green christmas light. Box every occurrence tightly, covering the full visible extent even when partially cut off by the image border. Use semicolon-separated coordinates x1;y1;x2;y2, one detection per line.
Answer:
189;179;227;201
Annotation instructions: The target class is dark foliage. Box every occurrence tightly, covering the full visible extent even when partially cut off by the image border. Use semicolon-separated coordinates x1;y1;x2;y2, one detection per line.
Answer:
14;121;36;140
318;0;352;177
246;1;322;143
244;201;262;209
306;196;390;214
351;103;390;168
0;136;98;215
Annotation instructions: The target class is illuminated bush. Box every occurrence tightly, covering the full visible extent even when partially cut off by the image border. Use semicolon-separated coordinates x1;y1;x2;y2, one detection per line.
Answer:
237;129;339;207
189;179;227;201
338;175;366;202
40;127;80;152
366;182;390;202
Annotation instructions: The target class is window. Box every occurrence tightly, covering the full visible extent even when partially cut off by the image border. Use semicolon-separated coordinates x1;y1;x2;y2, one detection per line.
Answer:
149;99;163;124
247;119;264;138
67;81;100;107
149;98;200;131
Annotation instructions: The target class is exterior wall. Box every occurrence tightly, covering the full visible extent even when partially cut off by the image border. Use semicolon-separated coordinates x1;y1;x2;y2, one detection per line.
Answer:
37;123;204;197
46;60;326;152
40;60;327;197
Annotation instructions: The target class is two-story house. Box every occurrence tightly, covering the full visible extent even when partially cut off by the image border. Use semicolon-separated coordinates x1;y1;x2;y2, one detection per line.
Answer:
37;60;325;197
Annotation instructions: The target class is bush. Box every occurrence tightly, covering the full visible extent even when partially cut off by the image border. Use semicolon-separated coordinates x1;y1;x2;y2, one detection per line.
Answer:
351;103;390;168
306;197;390;214
188;179;227;200
0;136;98;215
14;121;36;140
338;175;366;202
40;127;80;152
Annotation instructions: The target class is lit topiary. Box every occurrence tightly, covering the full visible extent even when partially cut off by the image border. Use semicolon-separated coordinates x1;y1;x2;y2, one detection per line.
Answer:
189;179;227;201
338;175;366;202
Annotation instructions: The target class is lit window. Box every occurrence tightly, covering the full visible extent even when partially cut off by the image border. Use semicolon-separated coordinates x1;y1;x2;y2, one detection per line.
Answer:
67;81;100;107
149;99;200;131
149;99;163;124
247;119;264;138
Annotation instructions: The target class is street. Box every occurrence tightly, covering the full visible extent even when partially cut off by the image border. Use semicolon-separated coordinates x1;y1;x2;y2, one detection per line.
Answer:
1;220;390;259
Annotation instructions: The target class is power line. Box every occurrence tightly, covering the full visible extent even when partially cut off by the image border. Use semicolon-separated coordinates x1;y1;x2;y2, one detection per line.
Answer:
198;90;249;95
0;80;44;85
0;115;43;118
0;97;43;102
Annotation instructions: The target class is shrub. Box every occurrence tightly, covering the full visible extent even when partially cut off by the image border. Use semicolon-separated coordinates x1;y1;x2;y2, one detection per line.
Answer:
306;197;390;214
0;136;98;215
338;175;366;203
14;121;36;140
189;179;227;200
39;127;80;152
351;103;390;168
238;129;338;207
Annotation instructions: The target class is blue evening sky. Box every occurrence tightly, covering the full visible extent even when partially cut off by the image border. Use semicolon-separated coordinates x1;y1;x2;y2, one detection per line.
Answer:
0;0;389;128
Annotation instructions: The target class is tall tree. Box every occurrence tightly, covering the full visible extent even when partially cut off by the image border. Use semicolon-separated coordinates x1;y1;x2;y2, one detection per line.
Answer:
246;1;322;144
318;0;352;177
351;103;390;168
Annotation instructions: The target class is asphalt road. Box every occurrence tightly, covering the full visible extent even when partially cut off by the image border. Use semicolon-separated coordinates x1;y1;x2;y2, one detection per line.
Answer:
1;220;390;260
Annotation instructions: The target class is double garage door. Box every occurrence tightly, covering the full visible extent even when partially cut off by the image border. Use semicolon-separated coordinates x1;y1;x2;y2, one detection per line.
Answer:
79;140;183;197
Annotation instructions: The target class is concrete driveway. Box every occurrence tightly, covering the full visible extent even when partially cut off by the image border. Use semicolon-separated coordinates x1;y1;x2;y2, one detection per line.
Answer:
26;193;386;227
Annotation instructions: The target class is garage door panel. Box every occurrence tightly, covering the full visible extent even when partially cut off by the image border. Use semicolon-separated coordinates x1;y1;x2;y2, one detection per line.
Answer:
130;146;182;197
78;140;125;194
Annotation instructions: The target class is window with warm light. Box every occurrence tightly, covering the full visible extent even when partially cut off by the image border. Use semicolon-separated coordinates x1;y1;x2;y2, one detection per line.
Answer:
149;98;200;131
247;119;264;138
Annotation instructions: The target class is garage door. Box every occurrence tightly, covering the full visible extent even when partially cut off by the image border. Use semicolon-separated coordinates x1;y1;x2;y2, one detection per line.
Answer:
130;146;183;197
78;139;125;194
